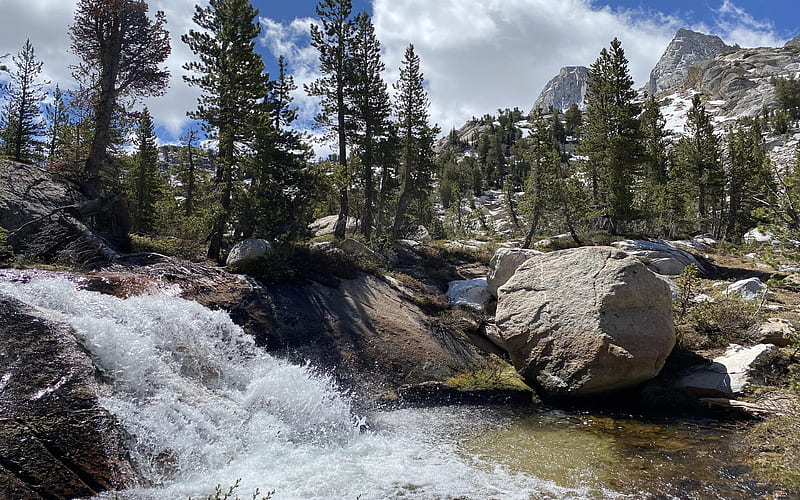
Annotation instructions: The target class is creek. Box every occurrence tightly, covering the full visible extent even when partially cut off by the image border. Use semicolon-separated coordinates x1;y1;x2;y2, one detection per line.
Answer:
0;276;781;499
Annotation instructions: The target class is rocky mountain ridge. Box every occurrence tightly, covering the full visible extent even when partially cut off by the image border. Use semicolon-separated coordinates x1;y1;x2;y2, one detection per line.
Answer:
530;65;589;113
646;28;736;96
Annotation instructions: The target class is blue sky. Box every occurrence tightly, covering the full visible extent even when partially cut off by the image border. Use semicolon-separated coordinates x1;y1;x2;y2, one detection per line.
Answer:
0;0;797;148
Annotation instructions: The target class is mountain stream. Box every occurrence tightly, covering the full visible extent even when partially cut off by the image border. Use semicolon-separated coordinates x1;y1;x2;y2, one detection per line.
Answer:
0;276;784;499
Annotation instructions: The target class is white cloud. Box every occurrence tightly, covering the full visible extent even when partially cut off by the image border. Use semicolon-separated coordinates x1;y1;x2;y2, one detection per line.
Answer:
711;0;785;48
259;16;322;132
0;0;204;143
0;0;788;147
372;0;679;132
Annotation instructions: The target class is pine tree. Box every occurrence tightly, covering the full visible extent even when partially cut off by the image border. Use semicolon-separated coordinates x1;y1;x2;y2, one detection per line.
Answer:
1;39;47;163
674;94;725;235
350;12;391;240
392;44;438;240
44;84;70;163
564;103;582;138
246;56;315;241
128;107;161;233
306;0;355;239
724;117;771;241
579;38;642;230
639;95;671;233
70;0;170;197
183;0;269;261
179;127;200;217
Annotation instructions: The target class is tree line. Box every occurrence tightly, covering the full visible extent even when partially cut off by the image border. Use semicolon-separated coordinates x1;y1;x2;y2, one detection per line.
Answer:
0;0;438;261
2;2;800;261
437;38;800;246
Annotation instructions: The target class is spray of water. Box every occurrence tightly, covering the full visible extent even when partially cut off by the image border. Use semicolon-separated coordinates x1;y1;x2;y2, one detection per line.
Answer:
1;276;596;500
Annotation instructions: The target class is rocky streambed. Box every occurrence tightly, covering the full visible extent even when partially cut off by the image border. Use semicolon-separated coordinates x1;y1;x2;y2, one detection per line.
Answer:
0;258;796;499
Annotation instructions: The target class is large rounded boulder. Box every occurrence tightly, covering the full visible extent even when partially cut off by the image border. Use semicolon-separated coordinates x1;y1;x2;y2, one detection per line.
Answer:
495;246;675;397
487;247;543;297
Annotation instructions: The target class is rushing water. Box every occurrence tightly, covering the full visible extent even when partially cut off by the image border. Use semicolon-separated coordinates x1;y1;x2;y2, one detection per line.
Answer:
0;275;786;499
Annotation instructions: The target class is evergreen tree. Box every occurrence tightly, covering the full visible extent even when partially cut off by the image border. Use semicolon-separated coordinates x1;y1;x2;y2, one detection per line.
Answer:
579;38;642;230
246;56;315;241
70;0;170;196
674;94;725;235
639;95;671;233
179;127;200;217
44;84;70;163
392;44;439;240
564;103;582;138
183;0;269;261
1;39;47;163
350;12;391;240
772;75;800;120
128;107;161;233
306;0;355;239
724;117;771;241
519;110;556;246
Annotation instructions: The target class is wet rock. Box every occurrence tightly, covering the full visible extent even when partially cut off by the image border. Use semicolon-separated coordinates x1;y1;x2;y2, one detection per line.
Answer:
495;247;675;397
0;294;135;498
176;266;493;401
398;381;534;406
225;238;272;269
487;247;543;297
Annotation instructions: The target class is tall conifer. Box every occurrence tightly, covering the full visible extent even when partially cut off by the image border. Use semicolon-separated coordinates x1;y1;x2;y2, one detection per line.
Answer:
579;38;641;230
306;0;355;239
183;0;269;260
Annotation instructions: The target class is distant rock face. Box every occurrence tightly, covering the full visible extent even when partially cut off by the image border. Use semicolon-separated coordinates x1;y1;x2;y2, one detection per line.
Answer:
646;29;734;95
531;66;589;112
495;247;675;397
786;34;800;48
688;46;800;119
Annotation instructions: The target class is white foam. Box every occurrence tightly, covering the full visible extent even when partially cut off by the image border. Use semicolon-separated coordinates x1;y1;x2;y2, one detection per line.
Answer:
0;277;596;500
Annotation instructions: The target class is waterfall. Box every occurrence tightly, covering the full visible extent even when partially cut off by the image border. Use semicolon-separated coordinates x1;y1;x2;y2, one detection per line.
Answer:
0;276;586;500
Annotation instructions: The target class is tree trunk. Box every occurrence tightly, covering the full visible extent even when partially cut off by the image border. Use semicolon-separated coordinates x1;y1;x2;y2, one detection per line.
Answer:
522;207;540;249
207;137;233;262
362;129;374;241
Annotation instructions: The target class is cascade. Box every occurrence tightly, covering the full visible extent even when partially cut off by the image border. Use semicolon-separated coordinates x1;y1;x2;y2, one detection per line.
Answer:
0;277;578;500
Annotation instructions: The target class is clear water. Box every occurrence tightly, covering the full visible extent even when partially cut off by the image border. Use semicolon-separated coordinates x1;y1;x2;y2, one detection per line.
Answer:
0;276;785;500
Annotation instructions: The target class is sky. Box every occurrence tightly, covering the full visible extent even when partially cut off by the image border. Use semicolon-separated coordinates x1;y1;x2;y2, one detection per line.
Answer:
0;0;797;149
